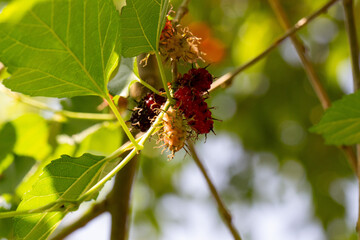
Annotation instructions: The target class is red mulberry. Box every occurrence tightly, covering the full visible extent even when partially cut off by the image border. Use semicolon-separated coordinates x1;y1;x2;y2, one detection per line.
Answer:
130;92;166;132
174;86;214;134
179;68;213;93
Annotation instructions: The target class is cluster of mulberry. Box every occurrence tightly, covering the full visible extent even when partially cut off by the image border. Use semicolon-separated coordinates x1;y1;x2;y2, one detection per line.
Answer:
174;68;214;135
159;18;203;63
130;92;166;132
129;17;215;159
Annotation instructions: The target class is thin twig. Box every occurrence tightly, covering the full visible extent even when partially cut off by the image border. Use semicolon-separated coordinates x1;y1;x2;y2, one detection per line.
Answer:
341;145;357;172
210;0;341;92
174;0;191;23
171;0;191;87
342;0;360;235
267;0;357;172
171;60;178;82
174;1;241;238
343;0;360;91
187;141;242;240
51;199;108;240
268;0;331;109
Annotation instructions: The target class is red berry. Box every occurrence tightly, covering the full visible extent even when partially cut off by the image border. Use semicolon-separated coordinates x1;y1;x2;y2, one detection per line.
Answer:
174;86;213;134
160;18;174;41
130;92;166;132
144;91;166;110
178;68;213;93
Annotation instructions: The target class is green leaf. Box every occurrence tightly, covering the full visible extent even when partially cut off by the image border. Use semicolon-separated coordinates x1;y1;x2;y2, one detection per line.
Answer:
0;122;16;160
14;153;107;240
0;155;35;195
77;122;122;156
0;216;13;239
311;91;360;145
0;155;14;175
0;0;47;24
16;143;76;198
120;0;169;57
108;57;139;96
0;65;10;82
0;0;121;98
12;114;51;160
0;194;16;239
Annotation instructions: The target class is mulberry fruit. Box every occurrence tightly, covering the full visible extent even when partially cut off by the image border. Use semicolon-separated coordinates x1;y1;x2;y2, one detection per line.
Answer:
174;86;214;134
159;18;203;63
179;68;213;93
160;107;187;158
130;92;166;132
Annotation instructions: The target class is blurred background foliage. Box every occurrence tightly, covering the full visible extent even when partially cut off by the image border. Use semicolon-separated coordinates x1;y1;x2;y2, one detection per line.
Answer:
0;0;360;239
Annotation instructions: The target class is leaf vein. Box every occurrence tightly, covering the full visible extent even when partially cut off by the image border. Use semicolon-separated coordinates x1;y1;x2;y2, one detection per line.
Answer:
29;9;105;95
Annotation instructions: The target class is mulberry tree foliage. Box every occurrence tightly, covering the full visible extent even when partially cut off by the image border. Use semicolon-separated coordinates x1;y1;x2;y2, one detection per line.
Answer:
0;0;359;239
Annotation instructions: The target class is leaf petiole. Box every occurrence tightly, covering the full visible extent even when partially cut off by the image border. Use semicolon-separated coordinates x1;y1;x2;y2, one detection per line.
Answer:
155;52;173;102
0;101;171;218
0;200;74;219
136;78;161;96
78;100;171;202
105;95;143;151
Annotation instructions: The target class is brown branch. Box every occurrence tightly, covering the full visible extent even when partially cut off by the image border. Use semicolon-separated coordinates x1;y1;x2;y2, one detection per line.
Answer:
341;145;357;172
342;0;360;235
171;60;178;82
109;155;139;240
187;141;242;240
268;0;331;110
268;0;357;172
109;54;161;240
173;0;191;24
210;0;341;92
343;0;360;91
50;199;108;240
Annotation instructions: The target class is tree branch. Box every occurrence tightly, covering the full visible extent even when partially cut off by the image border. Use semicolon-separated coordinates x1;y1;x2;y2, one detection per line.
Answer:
187;141;242;240
108;54;162;240
268;0;331;109
109;155;139;240
267;0;357;172
51;199;108;240
174;0;191;24
210;0;341;92
343;0;360;91
342;0;360;235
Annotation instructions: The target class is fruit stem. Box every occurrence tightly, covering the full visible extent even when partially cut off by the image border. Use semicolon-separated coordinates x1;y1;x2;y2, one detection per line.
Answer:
155;51;173;103
105;95;143;151
136;78;161;96
78;100;171;202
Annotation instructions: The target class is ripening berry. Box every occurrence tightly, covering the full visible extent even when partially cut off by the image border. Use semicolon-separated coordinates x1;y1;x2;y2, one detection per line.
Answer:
179;68;213;93
144;91;166;110
130;92;166;132
159;18;203;63
174;86;214;134
160;18;174;41
160;107;187;159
